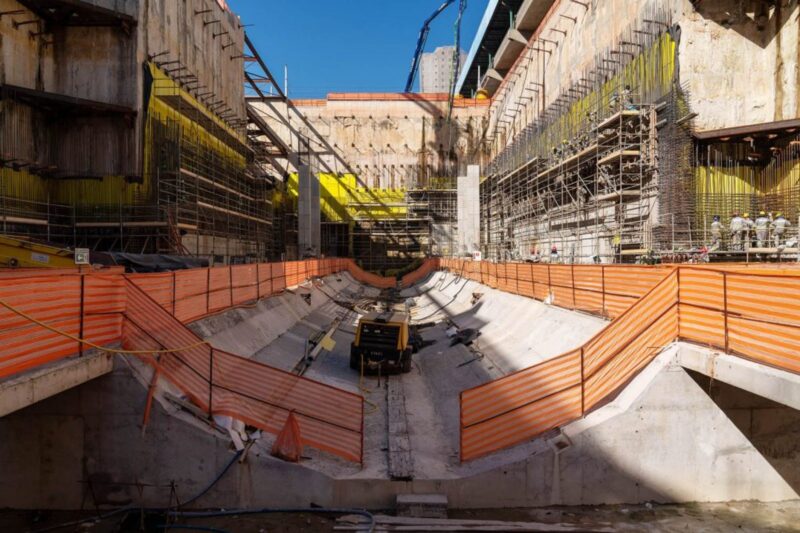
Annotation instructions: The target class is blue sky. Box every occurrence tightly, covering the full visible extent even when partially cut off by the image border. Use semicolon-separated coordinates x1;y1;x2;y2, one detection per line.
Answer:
227;0;489;98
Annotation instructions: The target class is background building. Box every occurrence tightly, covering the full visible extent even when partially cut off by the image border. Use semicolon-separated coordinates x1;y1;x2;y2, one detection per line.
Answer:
420;46;467;93
0;0;291;263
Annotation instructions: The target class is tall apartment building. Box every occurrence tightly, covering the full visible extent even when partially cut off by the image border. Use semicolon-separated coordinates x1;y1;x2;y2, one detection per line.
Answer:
419;46;467;93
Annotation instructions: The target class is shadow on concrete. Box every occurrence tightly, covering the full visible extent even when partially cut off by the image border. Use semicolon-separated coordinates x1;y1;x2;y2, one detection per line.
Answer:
693;0;799;48
688;368;800;495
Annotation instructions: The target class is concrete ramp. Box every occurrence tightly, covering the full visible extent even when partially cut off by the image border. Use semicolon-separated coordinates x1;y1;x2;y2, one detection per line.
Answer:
404;271;606;373
450;346;800;507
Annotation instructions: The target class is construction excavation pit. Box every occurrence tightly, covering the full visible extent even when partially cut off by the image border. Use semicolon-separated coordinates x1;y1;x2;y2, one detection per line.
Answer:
4;259;800;532
5;0;800;531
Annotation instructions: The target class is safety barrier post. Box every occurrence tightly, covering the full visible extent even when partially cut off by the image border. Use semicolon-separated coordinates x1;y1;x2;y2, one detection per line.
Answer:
208;347;214;420
601;265;606;317
79;273;85;357
205;267;211;314
256;263;261;300
676;267;681;337
228;265;234;306
723;271;729;353
580;346;585;415
571;263;577;309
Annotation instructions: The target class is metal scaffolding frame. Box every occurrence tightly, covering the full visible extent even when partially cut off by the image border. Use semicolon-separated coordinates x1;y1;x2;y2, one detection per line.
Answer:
479;7;684;263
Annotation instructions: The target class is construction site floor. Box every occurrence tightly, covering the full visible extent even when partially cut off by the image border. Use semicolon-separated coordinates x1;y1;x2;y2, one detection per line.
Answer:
5;501;800;532
189;271;607;480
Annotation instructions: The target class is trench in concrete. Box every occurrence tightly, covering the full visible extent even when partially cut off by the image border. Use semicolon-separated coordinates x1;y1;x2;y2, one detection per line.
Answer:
188;270;607;480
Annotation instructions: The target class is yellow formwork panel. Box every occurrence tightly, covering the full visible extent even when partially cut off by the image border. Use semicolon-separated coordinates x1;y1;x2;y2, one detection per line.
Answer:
50;62;247;208
695;166;758;197
0;167;48;203
696;161;800;197
287;173;408;222
146;62;247;172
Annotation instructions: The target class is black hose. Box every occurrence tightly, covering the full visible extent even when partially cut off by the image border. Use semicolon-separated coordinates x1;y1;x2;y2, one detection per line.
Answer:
156;525;230;533
180;449;243;508
33;448;375;533
33;449;243;532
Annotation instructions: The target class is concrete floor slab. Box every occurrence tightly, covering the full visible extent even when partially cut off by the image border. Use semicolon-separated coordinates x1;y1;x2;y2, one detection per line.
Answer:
0;350;113;417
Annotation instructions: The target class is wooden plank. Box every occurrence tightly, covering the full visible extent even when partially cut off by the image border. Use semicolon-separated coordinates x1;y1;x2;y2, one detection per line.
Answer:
596;109;641;130
335;514;611;532
597;149;640;166
387;377;414;480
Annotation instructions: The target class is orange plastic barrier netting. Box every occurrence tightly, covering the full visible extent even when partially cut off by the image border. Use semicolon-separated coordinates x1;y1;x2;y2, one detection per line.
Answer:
458;264;800;462
401;259;439;287
0;257;432;382
126;258;411;322
437;259;672;319
678;268;800;374
0;272;125;378
123;278;364;463
459;269;680;461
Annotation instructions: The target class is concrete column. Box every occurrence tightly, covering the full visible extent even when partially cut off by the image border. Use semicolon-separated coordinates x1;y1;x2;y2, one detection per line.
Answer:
298;164;320;257
457;165;480;255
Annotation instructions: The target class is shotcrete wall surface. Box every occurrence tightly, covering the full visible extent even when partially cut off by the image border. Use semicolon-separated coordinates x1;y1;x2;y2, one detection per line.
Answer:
485;0;800;158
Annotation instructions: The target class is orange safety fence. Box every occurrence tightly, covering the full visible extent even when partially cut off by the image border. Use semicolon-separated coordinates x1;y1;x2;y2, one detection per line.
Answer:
401;258;440;287
127;258;352;323
677;267;800;374
122;278;364;463
343;258;399;289
438;258;672;319
460;269;680;461
459;263;800;461
0;257;438;382
0;270;126;378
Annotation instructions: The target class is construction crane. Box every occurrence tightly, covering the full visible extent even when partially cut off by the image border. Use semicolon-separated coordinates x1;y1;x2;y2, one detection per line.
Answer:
404;0;456;93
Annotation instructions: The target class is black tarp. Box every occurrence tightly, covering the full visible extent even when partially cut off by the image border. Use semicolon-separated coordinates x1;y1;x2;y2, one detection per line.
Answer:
91;252;209;273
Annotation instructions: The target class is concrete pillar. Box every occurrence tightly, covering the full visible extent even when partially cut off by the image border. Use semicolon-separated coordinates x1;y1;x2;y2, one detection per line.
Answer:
457;165;480;255
298;164;320;257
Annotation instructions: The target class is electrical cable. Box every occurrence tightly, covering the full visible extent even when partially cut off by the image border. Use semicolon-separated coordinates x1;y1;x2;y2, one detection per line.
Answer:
156;525;230;533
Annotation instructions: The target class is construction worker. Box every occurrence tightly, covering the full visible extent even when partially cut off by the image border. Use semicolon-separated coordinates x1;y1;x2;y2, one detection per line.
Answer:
742;213;755;249
772;213;792;247
621;84;635;109
710;215;724;250
610;85;634;110
730;212;745;251
754;211;771;248
550;244;559;263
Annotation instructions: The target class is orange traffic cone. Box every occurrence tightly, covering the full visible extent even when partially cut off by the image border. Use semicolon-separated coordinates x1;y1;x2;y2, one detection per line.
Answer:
271;412;303;462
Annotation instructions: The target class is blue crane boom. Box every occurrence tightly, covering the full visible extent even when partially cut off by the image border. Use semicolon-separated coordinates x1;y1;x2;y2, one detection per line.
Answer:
404;0;456;93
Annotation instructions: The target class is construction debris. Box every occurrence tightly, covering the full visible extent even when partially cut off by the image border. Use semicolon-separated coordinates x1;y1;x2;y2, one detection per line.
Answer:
335;513;613;532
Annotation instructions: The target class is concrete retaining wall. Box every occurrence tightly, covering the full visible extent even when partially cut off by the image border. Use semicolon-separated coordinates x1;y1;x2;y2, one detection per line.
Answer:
2;327;797;509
